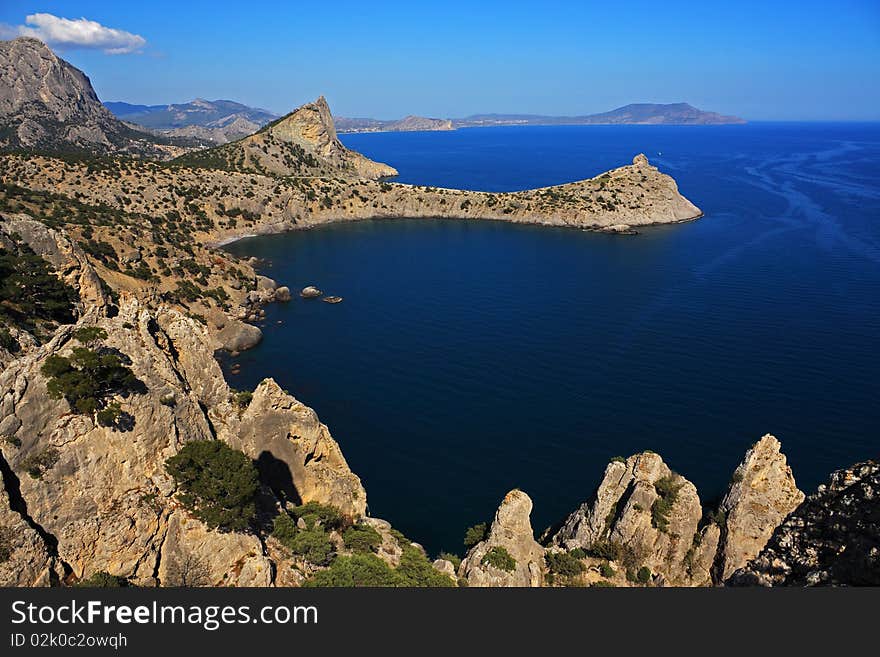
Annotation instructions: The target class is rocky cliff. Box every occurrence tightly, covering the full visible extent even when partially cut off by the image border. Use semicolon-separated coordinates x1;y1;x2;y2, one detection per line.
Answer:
730;460;879;586
0;38;178;157
0;217;366;586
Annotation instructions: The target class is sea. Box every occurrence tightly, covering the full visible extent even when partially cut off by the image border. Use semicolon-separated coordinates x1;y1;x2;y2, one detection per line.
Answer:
223;122;880;554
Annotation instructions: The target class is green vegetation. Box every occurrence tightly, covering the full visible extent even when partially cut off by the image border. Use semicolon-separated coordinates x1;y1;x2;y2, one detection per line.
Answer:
304;554;400;587
481;546;516;573
0;242;77;332
0;326;18;353
233;390;253;409
342;524;382;554
165;441;259;532
610;455;626;463
636;566;652;584
545;550;586;578
41;346;141;415
600;562;616;578
463;522;488;549
76;571;130;587
437;552;462;570
72;326;108;343
20;447;59;479
651;474;683;533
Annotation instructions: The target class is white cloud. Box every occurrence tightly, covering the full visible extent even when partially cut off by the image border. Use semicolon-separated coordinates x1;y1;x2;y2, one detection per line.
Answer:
4;13;146;55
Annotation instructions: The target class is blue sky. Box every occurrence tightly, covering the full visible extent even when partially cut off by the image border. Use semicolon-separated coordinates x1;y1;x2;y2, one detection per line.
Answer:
1;1;878;120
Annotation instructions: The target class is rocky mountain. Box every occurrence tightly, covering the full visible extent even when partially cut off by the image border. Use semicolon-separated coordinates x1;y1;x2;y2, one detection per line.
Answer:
455;103;745;127
335;115;454;133
106;99;278;144
172;95;399;179
0;38;183;158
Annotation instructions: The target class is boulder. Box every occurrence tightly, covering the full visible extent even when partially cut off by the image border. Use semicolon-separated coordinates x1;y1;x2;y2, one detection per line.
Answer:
256;275;277;292
217;321;262;352
300;286;323;298
274;286;291;302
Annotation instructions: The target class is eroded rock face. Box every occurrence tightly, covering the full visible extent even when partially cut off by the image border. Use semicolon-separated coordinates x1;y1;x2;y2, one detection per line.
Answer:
0;221;367;585
221;378;366;517
460;490;545;587
730;461;880;586
552;452;704;585
0;38;166;156
716;434;804;580
228;96;398;180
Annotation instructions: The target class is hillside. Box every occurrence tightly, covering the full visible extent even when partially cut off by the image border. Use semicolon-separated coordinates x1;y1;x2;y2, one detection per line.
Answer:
0;38;185;158
172;95;399;179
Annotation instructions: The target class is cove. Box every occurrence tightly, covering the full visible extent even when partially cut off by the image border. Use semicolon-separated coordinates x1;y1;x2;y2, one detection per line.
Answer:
223;123;880;555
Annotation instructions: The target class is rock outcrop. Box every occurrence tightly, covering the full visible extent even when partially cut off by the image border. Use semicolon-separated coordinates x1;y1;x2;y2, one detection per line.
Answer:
177;95;398;180
730;460;879;586
460;490;545;587
551;452;704;585
0;37;170;157
715;435;804;580
0;218;366;586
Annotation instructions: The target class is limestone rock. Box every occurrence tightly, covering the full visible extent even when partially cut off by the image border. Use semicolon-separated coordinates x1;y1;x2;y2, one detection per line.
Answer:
432;558;457;579
222;378;367;517
552;452;704;585
716;434;804;580
274;286;292;302
730;460;879;586
300;286;323;298
0;38;168;157
217;320;263;352
460;490;544;587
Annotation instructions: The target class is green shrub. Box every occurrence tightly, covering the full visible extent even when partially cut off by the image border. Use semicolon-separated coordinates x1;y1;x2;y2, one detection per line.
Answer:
287;528;335;566
165;441;259;532
343;524;382;554
0;244;77;329
289;501;349;532
437;552;462;570
546;550;585;577
76;571;130;587
304;554;399;587
568;547;586;560
636;566;652;584
233;390;253;408
41;347;141;415
396;543;455;587
463;522;488;549
610;455;626;463
591;580;614;588
600;562;616;578
481;546;516;573
586;540;622;561
96;401;122;427
72;326;108;343
651;475;683;533
20;447;59;479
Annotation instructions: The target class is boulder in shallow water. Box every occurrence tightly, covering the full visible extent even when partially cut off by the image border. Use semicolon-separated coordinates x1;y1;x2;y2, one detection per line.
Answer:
274;286;291;302
322;296;343;304
217;320;263;352
301;286;323;298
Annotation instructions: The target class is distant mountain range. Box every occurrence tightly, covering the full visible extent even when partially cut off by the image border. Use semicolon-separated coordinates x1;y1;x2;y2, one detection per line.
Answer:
104;100;745;140
105;99;280;144
453;103;746;127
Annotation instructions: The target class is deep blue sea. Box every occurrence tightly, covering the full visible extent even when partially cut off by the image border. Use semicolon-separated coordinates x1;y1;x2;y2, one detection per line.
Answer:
224;123;880;555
